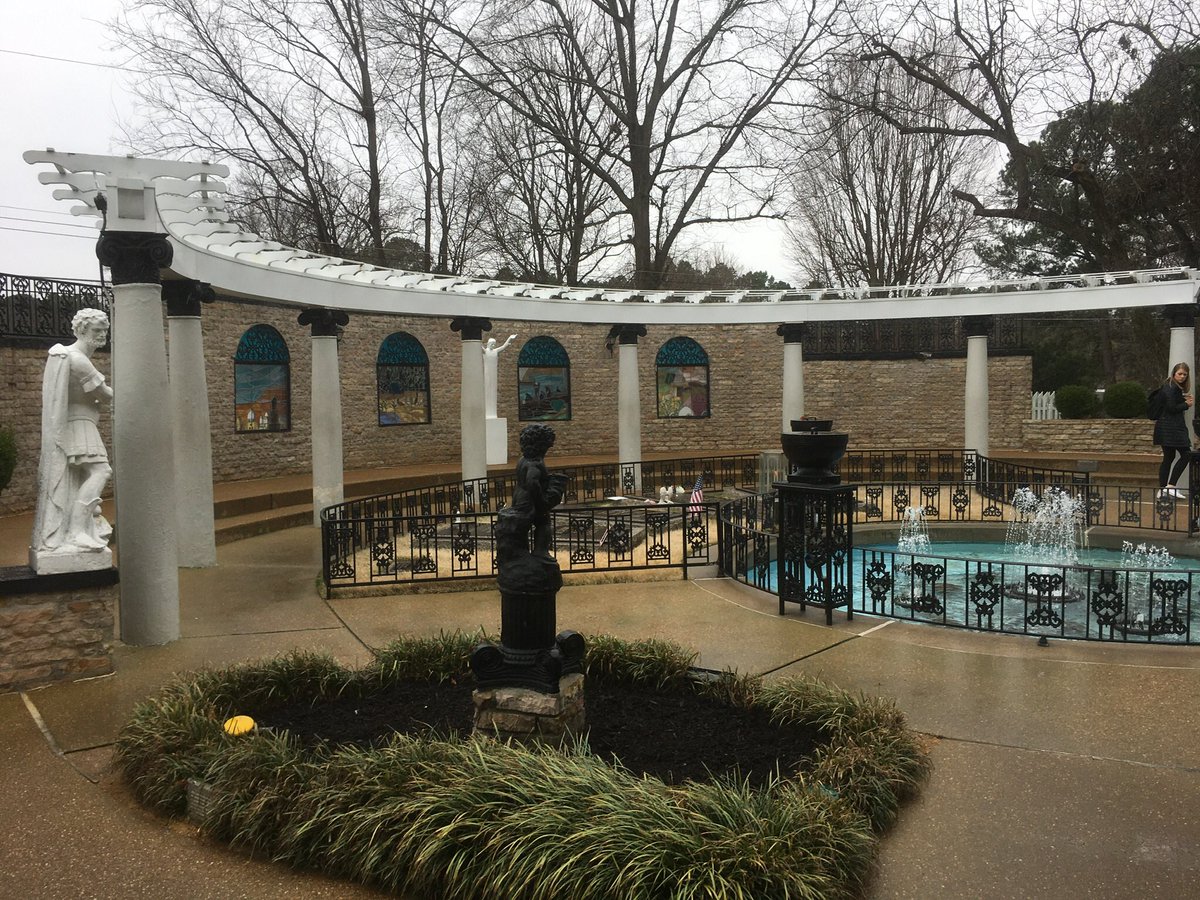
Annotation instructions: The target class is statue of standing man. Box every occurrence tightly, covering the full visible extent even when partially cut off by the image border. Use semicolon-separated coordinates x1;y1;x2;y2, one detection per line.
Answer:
482;333;517;419
31;308;114;570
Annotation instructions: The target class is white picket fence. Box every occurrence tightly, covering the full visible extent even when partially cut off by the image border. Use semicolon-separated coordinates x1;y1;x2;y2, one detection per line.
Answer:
1031;391;1060;420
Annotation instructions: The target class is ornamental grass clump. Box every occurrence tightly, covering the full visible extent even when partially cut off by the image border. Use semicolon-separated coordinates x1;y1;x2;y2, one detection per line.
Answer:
116;633;929;899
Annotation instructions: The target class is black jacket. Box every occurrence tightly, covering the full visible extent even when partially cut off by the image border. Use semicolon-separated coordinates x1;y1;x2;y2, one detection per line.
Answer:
1153;381;1191;447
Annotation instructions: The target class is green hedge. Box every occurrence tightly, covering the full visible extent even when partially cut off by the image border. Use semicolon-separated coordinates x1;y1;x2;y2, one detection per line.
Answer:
0;427;15;494
1103;381;1148;419
116;634;930;900
1054;385;1100;418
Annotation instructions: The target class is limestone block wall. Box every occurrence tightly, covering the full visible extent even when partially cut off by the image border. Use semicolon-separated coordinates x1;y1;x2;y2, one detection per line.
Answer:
1;294;1033;514
1021;419;1157;454
0;584;115;693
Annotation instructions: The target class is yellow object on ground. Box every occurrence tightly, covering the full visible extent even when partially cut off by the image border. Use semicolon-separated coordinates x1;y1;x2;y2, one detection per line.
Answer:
223;715;256;736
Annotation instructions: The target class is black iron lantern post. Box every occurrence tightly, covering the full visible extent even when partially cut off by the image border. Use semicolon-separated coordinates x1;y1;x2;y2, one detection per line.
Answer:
777;421;855;625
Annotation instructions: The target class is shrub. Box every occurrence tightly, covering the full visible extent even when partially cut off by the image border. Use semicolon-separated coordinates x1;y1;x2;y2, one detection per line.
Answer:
1054;385;1099;418
116;634;930;899
0;427;15;494
1103;381;1149;419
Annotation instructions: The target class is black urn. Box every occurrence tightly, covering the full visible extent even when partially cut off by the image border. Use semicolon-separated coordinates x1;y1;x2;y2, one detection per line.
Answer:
782;420;848;484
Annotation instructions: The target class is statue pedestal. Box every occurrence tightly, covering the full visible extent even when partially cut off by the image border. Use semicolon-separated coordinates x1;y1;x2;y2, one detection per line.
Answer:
486;417;509;466
472;673;585;745
30;546;113;576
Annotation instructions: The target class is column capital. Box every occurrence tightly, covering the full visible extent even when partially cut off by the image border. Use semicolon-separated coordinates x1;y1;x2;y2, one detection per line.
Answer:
607;323;647;345
298;308;349;337
95;231;173;285
162;280;215;317
450;317;492;341
777;323;809;343
1164;303;1199;329
961;315;993;338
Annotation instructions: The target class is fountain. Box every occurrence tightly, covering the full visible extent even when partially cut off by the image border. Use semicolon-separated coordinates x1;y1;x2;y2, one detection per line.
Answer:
892;505;941;613
897;505;932;554
1002;487;1089;605
1005;487;1087;567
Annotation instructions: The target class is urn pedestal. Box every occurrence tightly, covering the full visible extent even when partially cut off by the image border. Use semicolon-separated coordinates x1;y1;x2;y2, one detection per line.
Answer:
777;421;854;625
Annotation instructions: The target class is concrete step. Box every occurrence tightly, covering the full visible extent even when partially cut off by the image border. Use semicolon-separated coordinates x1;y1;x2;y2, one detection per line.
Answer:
214;503;314;545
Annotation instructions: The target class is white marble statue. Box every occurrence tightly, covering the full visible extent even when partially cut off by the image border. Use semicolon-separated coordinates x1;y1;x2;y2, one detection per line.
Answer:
30;309;114;569
483;333;518;418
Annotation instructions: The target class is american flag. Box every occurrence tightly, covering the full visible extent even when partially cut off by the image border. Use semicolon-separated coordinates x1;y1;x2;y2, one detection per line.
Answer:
687;474;704;516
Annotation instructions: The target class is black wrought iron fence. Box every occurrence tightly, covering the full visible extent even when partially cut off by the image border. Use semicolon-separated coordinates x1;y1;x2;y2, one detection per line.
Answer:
0;273;112;344
718;476;1200;644
857;549;1196;644
324;453;759;522
323;502;720;587
320;449;1163;590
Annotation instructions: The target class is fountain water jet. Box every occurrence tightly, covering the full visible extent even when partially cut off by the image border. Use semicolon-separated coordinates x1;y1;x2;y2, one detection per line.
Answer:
897;505;932;554
1005;487;1087;567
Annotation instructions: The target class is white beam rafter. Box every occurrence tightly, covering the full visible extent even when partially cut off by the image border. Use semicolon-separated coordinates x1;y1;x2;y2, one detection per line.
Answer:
26;150;1200;323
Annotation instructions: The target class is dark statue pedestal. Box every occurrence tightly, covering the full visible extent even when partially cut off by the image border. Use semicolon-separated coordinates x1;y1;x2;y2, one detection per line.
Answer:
470;561;586;741
470;552;584;694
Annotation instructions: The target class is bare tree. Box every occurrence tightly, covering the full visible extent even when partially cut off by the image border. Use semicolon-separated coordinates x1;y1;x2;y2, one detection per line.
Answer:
425;0;853;289
788;58;988;286
114;0;392;260
839;0;1199;271
470;58;626;284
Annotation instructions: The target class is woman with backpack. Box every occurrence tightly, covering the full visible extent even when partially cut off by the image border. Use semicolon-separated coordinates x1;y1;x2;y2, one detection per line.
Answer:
1153;362;1194;498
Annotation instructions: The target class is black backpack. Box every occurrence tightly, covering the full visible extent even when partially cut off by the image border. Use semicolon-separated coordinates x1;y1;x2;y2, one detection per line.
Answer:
1147;386;1167;420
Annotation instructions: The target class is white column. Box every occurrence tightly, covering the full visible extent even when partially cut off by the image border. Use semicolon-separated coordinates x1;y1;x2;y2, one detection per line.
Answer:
963;319;991;456
454;318;490;484
1168;320;1195;489
166;285;216;567
311;336;344;525
111;282;180;645
778;324;806;432
301;309;348;526
614;324;646;493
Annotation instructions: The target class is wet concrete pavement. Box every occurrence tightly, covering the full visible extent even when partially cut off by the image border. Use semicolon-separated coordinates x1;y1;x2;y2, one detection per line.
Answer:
3;523;1199;898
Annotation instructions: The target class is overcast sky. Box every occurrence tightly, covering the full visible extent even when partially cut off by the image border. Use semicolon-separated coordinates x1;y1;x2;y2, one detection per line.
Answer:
1;0;790;284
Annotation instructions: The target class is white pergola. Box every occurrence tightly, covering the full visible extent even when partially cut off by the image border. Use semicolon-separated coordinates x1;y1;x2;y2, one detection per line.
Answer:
25;149;1200;645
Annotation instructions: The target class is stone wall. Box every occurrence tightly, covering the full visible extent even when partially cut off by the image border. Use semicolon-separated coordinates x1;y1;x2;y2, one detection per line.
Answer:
0;294;1034;514
1021;419;1157;454
0;581;115;693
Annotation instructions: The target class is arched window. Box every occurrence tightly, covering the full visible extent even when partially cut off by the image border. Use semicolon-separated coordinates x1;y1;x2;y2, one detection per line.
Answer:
233;324;290;432
377;332;431;425
655;336;709;418
517;336;571;421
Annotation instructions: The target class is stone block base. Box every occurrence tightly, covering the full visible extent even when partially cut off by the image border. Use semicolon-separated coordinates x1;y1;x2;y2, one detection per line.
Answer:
30;546;113;575
486;416;509;466
0;567;117;693
473;673;586;744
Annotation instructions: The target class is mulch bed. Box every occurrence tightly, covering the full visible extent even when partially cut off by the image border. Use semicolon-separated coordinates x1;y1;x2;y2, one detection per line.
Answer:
251;677;825;788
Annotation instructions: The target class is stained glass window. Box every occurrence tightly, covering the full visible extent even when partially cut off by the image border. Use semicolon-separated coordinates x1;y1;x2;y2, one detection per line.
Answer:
234;325;290;432
377;332;431;425
517;336;571;421
655;336;709;418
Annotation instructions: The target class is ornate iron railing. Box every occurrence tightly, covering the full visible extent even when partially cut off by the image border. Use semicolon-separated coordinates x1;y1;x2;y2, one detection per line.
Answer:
801;316;1023;358
855;549;1197;643
0;273;112;343
719;469;1200;645
321;452;754;587
320;449;1094;589
323;453;759;522
323;501;720;587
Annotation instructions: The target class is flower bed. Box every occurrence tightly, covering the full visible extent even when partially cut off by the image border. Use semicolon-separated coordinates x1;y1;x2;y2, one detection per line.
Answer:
116;633;930;899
